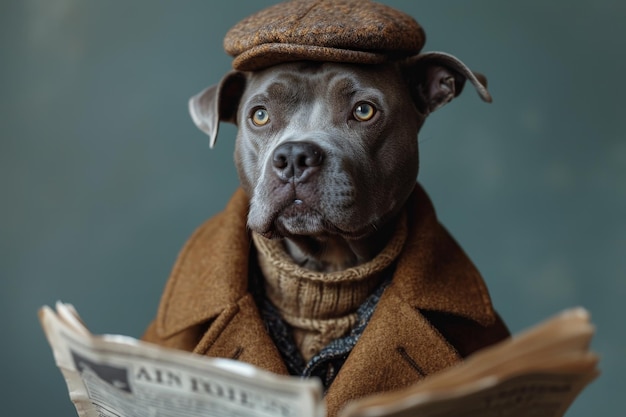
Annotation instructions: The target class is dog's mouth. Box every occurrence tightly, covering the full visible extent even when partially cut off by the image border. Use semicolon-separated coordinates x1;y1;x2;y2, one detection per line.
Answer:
256;198;320;239
256;197;376;241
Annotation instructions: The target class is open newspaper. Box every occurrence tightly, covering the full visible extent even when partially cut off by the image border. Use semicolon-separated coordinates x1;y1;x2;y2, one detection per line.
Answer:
40;303;599;417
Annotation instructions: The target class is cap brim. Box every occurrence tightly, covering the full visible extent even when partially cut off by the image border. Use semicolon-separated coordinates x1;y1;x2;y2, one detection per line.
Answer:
232;43;392;71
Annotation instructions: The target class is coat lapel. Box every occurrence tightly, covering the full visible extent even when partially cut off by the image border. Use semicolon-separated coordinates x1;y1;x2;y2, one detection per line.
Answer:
195;293;289;375
391;184;497;326
324;289;461;417
153;188;288;374
155;188;252;337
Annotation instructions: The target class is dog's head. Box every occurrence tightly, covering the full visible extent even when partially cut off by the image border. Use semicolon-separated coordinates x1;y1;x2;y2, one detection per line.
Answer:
189;53;491;244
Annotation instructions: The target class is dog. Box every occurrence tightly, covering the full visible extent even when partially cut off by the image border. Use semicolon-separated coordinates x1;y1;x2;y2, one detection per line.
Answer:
143;51;509;416
188;53;492;272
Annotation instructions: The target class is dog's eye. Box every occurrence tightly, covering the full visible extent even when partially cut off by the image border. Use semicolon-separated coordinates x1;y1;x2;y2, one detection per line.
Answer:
353;102;376;122
251;107;270;126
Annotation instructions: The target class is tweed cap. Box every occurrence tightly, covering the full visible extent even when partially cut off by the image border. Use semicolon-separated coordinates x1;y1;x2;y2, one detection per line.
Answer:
224;0;426;71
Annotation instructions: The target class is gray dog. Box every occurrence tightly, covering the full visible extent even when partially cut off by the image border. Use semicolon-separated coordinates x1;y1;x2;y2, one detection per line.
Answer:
189;53;491;272
142;51;510;414
143;2;510;411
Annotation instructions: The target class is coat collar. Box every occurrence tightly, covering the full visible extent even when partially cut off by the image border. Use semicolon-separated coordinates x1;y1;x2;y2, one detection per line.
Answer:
156;187;252;337
156;184;496;338
390;184;497;326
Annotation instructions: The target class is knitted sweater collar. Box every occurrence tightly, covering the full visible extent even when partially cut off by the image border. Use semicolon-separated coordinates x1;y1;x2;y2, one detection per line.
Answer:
252;214;407;360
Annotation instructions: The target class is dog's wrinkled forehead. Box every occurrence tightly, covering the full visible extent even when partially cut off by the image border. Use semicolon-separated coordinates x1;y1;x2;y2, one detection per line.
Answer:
241;63;396;123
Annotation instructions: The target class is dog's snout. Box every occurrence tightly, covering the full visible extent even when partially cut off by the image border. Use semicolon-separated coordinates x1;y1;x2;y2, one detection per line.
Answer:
272;141;324;180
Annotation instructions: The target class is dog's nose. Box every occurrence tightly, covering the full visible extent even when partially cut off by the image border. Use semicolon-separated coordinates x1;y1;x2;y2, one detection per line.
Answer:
272;141;324;180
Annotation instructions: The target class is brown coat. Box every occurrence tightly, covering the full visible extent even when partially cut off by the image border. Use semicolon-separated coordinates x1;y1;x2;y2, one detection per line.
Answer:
142;184;509;417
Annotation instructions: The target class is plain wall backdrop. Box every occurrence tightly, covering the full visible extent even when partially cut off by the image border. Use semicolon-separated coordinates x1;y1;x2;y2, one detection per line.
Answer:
2;0;624;415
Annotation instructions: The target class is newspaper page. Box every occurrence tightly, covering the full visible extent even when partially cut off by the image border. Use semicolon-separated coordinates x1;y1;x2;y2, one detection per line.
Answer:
338;308;599;417
339;371;598;417
40;302;325;417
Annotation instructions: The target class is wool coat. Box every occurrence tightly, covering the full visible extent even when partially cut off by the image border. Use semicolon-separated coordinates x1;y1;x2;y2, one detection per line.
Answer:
142;183;510;417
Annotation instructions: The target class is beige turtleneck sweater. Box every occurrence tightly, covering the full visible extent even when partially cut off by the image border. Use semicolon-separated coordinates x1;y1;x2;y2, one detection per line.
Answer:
252;214;407;362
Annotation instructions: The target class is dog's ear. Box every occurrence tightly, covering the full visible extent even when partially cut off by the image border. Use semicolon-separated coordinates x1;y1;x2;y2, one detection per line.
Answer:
188;71;247;148
405;52;492;115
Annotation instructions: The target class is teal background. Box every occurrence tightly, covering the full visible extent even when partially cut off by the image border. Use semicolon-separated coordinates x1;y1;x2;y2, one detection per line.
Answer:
2;0;624;415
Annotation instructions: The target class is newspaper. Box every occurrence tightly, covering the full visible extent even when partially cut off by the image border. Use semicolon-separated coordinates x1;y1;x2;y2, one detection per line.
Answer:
39;302;324;417
40;303;598;417
338;308;599;417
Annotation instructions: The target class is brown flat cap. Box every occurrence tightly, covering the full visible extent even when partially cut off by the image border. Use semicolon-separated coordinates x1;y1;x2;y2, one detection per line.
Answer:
224;0;426;71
